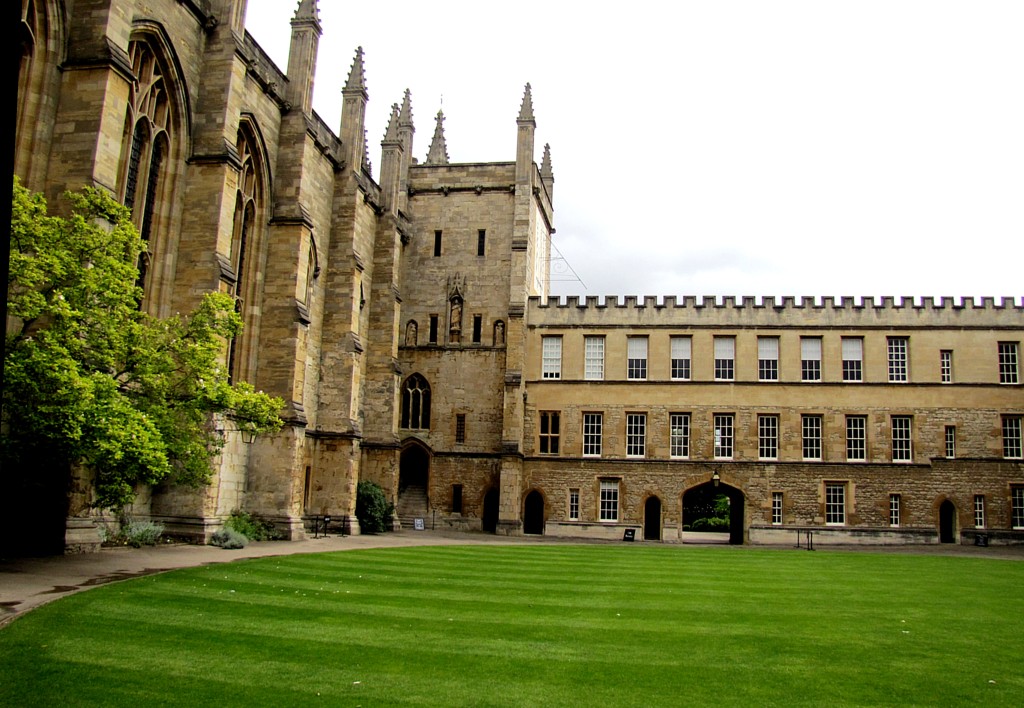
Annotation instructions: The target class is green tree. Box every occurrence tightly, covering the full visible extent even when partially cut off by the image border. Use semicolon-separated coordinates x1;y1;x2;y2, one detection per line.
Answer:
4;179;283;511
355;481;394;534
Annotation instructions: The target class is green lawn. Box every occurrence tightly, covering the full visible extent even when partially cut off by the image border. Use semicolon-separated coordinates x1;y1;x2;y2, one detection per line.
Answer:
1;545;1022;706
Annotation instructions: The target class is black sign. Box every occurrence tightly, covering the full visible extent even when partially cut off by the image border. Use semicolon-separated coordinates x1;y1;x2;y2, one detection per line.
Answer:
622;528;635;542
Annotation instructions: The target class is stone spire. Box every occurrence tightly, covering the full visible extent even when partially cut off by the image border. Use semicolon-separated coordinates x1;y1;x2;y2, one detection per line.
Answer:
340;47;368;173
293;0;320;23
379;103;403;210
383;103;400;143
344;46;368;97
515;83;536;184
518;83;535;124
398;88;414;157
285;0;322;113
425;109;449;165
540;143;554;202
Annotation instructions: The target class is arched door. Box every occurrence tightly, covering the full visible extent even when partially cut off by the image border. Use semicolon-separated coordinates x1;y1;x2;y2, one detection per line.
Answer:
682;481;746;545
939;499;957;543
644;496;662;541
482;488;499;533
523;490;544;535
398;444;430;526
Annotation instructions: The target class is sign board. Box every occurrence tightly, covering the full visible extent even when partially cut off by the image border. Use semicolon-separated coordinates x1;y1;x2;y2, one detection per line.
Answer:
413;518;425;531
622;528;635;542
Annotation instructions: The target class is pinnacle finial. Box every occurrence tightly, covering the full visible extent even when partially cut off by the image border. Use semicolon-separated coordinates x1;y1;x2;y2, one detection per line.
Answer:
399;89;414;129
363;129;372;174
425;109;449;165
383;103;400;142
293;0;320;23
344;47;367;95
541;143;554;180
518;83;535;123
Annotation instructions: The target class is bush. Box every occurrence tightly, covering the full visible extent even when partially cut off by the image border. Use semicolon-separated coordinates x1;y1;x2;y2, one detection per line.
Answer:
356;481;394;534
102;520;164;547
687;516;731;532
224;510;282;541
210;528;248;549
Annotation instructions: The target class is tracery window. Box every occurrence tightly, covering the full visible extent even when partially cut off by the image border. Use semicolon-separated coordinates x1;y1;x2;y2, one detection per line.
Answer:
401;374;431;430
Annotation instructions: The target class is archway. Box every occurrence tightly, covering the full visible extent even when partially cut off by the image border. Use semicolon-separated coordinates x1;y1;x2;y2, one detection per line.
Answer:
523;490;544;535
682;481;746;545
939;499;957;544
398;443;430;527
644;496;662;541
482;487;499;533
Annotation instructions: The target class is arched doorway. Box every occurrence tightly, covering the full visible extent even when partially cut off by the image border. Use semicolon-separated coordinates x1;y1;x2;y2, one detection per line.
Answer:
682;481;746;545
523;490;544;535
644;496;662;541
939;499;957;544
482;488;499;533
398;444;430;527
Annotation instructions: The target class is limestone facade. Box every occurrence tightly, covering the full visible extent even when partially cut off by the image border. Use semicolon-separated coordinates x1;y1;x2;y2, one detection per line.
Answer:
12;0;1023;549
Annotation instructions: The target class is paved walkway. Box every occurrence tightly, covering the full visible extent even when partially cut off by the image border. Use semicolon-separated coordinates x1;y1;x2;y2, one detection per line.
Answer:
2;531;1021;627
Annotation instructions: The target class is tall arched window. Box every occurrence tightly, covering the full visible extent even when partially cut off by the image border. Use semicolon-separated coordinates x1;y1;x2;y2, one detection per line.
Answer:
401;374;431;430
119;40;173;298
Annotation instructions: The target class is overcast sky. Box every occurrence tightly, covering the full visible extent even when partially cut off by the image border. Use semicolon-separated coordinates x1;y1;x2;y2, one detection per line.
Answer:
245;1;1024;302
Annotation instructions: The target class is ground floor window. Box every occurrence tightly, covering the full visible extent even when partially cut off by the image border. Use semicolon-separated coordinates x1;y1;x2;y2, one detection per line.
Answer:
714;414;734;459
626;413;646;457
771;491;783;525
583;413;603;457
1012;487;1024;529
825;482;846;525
892;416;913;462
670;413;690;458
599;480;619;522
889;493;901;527
974;495;985;529
945;426;956;459
568;488;580;521
759;415;779;460
846;416;866;461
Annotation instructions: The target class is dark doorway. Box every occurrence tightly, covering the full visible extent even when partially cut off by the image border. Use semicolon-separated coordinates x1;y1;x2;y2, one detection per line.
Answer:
523;490;544;535
644;496;662;540
939;500;957;544
682;481;746;545
398;444;430;526
482;487;499;533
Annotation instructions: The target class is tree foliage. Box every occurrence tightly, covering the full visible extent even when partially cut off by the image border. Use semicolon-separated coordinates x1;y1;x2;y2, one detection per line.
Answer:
4;179;283;509
355;481;394;534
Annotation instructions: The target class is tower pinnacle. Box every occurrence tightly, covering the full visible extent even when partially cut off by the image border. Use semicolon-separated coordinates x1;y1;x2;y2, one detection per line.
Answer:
425;109;449;165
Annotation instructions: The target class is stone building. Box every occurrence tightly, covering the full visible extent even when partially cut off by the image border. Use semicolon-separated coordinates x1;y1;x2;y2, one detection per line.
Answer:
12;0;1024;550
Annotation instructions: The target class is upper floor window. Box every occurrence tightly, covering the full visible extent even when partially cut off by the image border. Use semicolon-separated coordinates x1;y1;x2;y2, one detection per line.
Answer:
1003;416;1023;459
888;337;909;382
998;342;1019;384
477;229;486;256
539;411;560;454
714;413;734;459
846;415;866;461
583;413;603;457
584;336;605;380
801;337;822;382
842;338;863;382
945;425;956;459
759;414;779;460
542;336;561;379
940;350;953;383
670;413;690;459
400;374;431;430
671;336;692;380
433;230;442;257
627;337;648;380
891;415;913;462
758;337;779;381
626;413;646;457
714;337;735;381
802;415;823;461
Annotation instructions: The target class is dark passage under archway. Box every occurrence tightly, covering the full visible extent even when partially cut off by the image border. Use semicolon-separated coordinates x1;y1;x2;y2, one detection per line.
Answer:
682;481;745;545
644;496;662;541
398;445;430;525
482;487;499;533
939;499;957;544
523;490;544;535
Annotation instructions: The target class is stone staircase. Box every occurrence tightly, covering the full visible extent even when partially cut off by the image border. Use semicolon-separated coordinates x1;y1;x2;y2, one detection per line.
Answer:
397;485;429;529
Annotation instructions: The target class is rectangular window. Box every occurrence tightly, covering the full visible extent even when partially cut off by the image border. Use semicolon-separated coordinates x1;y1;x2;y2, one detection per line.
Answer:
771;491;783;525
452;484;463;514
539;411;560;454
626;413;646;457
940;350;953;383
758;337;779;381
1012;487;1024;529
433;230;442;257
599;480;619;522
584;336;605;380
999;342;1019;384
455;414;466;443
889;494;901;527
477;229;486;256
945;425;956;459
801;337;822;381
892;416;913;462
714;337;735;381
842;338;863;382
627;337;648;380
888;337;909;382
428;315;438;344
759;415;779;460
802;415;823;461
825;482;846;525
472;315;482;344
583;413;603;457
846;415;866;461
568;488;580;521
974;495;985;529
542;336;561;379
714;414;734;459
671;336;692;380
670;413;690;458
1003;416;1023;459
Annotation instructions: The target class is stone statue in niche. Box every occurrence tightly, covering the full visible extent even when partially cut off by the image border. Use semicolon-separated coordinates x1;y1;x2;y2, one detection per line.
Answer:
449;296;463;342
405;320;417;346
494;320;505;346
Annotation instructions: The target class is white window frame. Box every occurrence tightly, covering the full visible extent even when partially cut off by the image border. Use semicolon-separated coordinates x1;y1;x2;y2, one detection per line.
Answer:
671;336;692;381
670;413;690;459
568;488;580;521
998;342;1019;384
945;425;956;459
599;480;619;522
714;413;734;459
626;413;646;458
542;336;562;379
771;491;783;525
759;414;779;460
825;482;846;525
892;415;913;462
940;350;953;384
801;337;822;382
1012;487;1024;529
846;415;867;461
758;337;779;382
842;337;863;382
889;493;901;527
627;336;648;380
973;494;985;529
888;337;909;383
802;415;823;461
714;337;735;381
1003;416;1023;459
584;336;605;381
582;412;603;457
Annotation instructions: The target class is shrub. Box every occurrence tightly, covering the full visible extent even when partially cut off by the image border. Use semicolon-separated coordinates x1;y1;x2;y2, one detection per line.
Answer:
224;510;282;541
687;516;731;532
355;481;394;534
118;521;165;547
210;528;248;549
